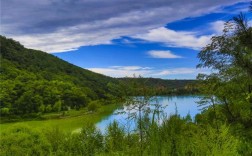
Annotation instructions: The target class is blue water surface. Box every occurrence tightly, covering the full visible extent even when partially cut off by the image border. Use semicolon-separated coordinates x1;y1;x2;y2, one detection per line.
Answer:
96;95;203;133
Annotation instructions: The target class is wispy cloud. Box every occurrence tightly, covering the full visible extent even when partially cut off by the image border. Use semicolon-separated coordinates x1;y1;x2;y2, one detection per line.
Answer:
148;50;182;58
153;68;198;76
110;66;152;71
210;19;252;35
248;20;252;27
215;1;251;14
134;27;212;50
1;0;245;53
88;66;152;78
88;66;210;78
210;20;226;34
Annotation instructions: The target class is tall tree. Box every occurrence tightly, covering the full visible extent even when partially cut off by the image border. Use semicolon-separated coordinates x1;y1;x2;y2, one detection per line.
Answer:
197;9;252;126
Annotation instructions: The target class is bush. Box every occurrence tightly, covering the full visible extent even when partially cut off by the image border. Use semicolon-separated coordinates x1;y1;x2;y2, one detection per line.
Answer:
0;107;10;116
45;104;52;112
0;124;51;156
105;121;125;152
53;101;61;112
87;101;100;112
64;123;103;155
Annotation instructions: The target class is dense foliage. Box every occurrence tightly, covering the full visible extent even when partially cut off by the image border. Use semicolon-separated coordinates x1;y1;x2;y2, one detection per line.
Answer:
196;9;252;155
0;115;239;156
0;36;123;118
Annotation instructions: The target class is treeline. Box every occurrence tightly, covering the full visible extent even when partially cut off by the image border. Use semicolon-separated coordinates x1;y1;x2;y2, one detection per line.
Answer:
0;36;123;117
119;78;199;95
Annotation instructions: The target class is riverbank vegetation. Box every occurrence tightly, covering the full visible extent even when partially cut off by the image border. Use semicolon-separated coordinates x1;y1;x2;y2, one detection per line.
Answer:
0;103;119;133
0;113;240;156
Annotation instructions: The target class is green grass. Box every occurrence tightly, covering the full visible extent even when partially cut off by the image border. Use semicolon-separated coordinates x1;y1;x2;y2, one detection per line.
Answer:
41;108;89;119
0;104;119;133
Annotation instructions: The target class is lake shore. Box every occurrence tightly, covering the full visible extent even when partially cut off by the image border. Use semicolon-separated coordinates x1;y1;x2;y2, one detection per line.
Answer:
0;103;119;133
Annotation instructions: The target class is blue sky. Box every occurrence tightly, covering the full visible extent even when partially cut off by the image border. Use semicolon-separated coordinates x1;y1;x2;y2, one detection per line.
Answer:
2;0;251;79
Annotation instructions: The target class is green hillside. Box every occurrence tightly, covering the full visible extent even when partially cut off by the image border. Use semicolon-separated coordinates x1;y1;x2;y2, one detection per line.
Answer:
0;36;122;117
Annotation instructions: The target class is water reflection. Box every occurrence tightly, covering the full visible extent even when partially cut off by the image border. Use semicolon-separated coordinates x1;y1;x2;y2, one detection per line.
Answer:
96;95;202;133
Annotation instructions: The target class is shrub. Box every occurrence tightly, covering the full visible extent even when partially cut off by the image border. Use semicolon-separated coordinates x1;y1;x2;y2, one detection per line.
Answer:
0;107;10;116
0;124;51;156
87;101;100;112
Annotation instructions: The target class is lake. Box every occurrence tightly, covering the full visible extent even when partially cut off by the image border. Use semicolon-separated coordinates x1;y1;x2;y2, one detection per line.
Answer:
96;95;203;133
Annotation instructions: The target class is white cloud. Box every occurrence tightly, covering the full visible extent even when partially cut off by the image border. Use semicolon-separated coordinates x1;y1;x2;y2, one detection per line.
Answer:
2;0;245;53
248;20;252;27
134;27;212;50
88;66;152;78
6;17;159;53
88;66;210;78
110;66;152;71
148;50;182;58
211;20;225;34
210;19;252;35
153;68;198;76
132;19;252;51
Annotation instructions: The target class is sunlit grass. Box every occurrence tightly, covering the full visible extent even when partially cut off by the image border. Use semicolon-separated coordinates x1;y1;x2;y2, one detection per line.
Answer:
0;104;118;133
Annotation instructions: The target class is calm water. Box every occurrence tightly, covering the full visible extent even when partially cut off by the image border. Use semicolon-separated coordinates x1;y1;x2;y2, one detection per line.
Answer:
96;95;203;133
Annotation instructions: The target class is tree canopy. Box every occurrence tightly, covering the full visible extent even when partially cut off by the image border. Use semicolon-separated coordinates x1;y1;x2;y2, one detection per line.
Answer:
197;7;252;154
0;36;122;117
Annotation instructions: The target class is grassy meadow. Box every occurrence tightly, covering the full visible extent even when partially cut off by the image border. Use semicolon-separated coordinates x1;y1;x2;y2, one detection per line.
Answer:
0;103;119;133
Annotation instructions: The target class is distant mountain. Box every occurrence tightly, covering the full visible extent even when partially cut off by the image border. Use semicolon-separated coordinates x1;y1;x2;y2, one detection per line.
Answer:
0;36;122;116
119;77;196;88
119;78;198;95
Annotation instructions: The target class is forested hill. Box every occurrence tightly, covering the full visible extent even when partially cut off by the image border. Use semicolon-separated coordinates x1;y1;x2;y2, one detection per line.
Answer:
0;36;122;115
119;78;198;94
0;36;118;88
119;78;196;88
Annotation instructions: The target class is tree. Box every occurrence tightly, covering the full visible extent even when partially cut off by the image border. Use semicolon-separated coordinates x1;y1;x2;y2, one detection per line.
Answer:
197;8;252;123
53;100;62;112
87;100;100;112
121;76;158;156
0;107;10;116
45;104;52;113
39;104;45;113
197;8;252;155
78;123;103;155
105;121;125;152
